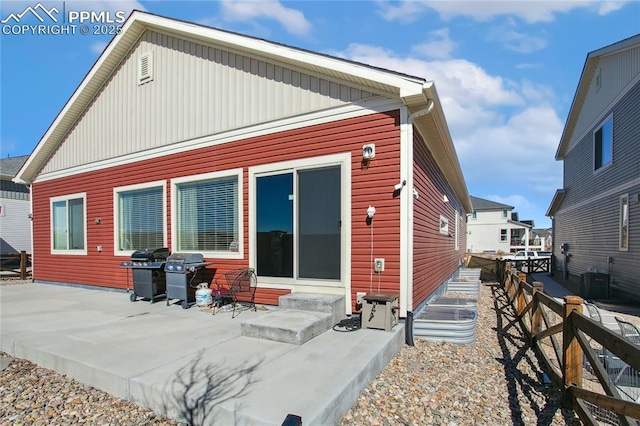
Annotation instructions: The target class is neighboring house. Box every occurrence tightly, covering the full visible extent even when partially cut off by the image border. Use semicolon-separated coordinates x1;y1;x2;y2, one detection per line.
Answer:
0;155;31;255
531;228;553;252
548;34;640;301
15;12;471;318
467;196;542;254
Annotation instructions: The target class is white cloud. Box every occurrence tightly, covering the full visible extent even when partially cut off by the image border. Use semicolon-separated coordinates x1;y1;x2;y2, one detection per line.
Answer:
411;28;458;60
220;0;311;35
90;41;108;54
487;19;548;53
330;43;523;135
377;0;632;23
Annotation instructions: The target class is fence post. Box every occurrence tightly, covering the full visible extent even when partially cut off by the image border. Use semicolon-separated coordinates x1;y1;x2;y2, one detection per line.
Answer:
531;282;544;340
20;250;27;280
562;295;584;407
517;274;527;316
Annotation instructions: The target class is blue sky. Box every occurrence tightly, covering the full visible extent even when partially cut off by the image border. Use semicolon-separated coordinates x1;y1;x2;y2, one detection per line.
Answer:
1;1;639;228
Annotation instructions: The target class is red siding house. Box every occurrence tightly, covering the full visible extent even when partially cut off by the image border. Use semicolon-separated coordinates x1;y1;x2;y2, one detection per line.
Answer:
15;11;472;319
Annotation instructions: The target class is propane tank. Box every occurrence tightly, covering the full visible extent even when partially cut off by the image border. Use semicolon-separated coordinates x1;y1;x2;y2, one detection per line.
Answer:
195;283;213;306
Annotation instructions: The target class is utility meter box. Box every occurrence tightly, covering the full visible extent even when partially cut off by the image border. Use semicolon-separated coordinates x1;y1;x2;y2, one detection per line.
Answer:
361;292;399;331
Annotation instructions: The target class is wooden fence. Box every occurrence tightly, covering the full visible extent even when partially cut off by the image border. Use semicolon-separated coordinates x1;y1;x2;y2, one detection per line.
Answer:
0;251;30;280
498;262;640;425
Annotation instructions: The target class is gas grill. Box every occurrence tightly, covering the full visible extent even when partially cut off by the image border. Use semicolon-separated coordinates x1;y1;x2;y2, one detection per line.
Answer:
120;248;170;303
164;253;212;309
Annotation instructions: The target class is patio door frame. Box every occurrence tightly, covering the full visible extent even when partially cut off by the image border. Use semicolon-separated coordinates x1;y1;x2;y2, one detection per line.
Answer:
248;153;351;299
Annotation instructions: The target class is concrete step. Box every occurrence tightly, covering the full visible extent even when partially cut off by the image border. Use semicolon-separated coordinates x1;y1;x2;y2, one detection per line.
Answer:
241;309;334;345
241;293;346;345
278;292;345;325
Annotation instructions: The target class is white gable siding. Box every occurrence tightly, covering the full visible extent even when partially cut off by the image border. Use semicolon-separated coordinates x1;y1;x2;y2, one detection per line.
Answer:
41;30;383;174
571;44;640;150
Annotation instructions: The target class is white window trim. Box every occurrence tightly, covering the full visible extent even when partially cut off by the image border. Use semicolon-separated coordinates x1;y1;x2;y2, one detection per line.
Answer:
593;114;613;173
170;169;243;259
455;210;459;251
248;153;351;291
113;180;167;257
500;228;508;243
619;193;629;251
50;192;87;255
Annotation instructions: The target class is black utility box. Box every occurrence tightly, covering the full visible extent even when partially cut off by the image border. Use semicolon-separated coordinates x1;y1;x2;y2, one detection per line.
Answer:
580;272;609;299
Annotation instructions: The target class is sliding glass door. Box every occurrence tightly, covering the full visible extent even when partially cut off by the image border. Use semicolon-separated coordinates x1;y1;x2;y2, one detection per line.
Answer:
256;166;341;281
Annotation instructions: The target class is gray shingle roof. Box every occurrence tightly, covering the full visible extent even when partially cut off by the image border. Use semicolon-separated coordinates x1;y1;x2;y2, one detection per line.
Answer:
0;156;29;179
470;195;513;211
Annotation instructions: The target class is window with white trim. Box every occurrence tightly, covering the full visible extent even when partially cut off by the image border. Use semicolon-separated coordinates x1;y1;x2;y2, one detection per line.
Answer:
455;210;460;250
594;116;612;171
172;170;242;257
619;194;629;251
51;193;86;254
471;211;477;219
502;209;508;218
500;229;507;242
115;182;165;253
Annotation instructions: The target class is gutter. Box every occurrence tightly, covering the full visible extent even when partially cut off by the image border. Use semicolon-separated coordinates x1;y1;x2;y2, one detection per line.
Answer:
401;94;435;345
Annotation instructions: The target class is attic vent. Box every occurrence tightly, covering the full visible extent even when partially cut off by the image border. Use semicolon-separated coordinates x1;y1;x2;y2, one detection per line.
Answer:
595;67;601;92
138;51;153;84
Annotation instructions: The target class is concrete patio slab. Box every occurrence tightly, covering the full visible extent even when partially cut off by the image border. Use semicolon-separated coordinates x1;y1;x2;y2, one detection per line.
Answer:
0;282;404;425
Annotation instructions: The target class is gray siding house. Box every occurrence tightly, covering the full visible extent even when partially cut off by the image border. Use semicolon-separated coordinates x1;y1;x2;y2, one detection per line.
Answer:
0;155;31;254
548;34;640;301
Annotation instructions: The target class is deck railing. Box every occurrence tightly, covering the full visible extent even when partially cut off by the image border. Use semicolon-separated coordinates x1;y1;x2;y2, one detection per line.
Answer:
497;262;640;425
0;251;30;279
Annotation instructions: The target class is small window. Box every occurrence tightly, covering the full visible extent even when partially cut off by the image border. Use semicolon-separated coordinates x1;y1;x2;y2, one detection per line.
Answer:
51;193;86;254
500;229;507;242
471;211;477;219
502;209;508;218
172;169;242;258
114;182;166;254
595;68;602;92
594;116;612;171
455;211;459;250
138;51;154;84
619;194;629;251
439;215;449;235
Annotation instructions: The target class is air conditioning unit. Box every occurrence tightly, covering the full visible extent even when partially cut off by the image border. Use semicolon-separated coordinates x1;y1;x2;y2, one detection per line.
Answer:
580;272;609;299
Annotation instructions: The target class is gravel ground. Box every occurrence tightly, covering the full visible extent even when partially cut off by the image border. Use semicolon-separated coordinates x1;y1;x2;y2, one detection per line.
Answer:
1;275;632;425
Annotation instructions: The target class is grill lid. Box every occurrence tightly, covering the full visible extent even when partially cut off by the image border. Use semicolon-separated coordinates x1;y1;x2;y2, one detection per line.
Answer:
131;248;170;262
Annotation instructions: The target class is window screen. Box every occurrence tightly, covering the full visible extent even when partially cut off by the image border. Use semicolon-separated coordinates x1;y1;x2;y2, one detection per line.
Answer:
118;187;163;251
176;176;238;252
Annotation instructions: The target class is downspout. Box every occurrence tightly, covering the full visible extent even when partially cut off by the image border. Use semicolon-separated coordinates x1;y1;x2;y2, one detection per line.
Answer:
402;98;435;346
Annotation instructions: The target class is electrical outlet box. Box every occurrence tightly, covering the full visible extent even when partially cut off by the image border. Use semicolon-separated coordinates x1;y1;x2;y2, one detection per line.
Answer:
356;292;366;305
374;258;385;272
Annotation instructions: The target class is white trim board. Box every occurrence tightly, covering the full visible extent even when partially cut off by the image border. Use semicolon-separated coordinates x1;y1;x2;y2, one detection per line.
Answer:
34;98;401;184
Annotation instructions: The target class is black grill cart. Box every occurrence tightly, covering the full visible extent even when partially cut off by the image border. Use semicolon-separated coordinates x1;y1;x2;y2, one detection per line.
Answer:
164;253;212;309
120;248;170;303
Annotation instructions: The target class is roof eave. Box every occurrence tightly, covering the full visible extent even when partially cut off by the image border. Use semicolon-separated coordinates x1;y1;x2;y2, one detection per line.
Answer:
546;189;565;217
411;83;472;213
15;11;429;184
